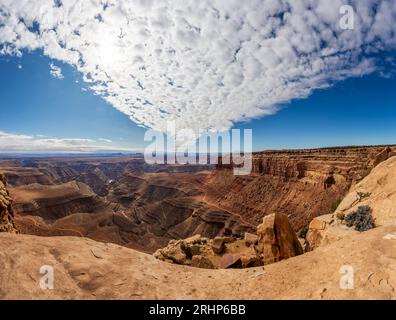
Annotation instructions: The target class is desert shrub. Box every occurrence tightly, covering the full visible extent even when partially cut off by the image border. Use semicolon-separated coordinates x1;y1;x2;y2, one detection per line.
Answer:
336;211;345;221
357;191;371;201
351;191;372;207
345;205;374;232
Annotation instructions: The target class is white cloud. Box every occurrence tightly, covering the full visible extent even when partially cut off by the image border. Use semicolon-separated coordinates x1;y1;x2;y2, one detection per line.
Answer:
49;62;64;79
0;0;395;141
98;138;112;143
0;131;137;153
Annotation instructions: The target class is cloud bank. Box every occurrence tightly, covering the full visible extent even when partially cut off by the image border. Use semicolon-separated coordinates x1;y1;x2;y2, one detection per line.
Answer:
0;131;135;153
0;0;395;137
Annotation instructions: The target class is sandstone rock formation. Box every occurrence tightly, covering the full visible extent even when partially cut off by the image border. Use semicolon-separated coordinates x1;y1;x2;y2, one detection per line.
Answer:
10;181;106;220
306;155;396;251
0;174;16;233
305;214;356;251
2;224;396;299
244;232;258;247
154;212;302;268
1;149;396;299
214;146;396;232
154;234;262;269
0;145;394;253
0;157;254;251
256;213;303;264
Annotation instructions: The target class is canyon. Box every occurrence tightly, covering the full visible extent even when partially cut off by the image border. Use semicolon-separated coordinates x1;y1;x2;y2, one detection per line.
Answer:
1;146;396;299
0;145;394;253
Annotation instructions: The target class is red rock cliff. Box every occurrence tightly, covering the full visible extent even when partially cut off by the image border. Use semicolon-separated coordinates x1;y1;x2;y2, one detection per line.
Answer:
212;146;396;231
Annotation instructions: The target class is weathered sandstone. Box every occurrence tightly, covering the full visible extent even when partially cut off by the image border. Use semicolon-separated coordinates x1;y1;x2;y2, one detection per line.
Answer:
154;235;262;269
0;174;16;233
256;213;303;264
306;155;396;250
2;224;396;299
1;145;394;252
213;146;396;231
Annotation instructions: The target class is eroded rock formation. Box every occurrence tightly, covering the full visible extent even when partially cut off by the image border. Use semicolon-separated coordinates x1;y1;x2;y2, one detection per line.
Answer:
256;213;303;264
154;212;302;268
0;174;17;233
213;146;396;231
0;149;396;299
153;234;263;269
0;145;394;252
305;155;396;251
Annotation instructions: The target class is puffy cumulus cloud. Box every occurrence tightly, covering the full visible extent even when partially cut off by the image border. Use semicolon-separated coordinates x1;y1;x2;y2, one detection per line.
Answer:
0;131;135;152
49;62;64;79
0;0;395;139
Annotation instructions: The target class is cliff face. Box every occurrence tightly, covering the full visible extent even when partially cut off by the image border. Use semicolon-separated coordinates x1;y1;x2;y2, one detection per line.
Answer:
306;155;396;251
1;158;253;252
2;149;396;299
212;146;396;231
250;146;395;178
1;146;394;250
0;174;17;233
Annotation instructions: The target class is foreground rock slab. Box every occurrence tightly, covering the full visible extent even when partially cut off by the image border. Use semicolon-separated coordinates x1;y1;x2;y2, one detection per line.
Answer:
2;225;396;299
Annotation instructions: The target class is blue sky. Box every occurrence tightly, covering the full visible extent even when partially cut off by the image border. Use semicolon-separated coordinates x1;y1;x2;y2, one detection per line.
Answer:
0;52;147;152
0;50;395;152
236;58;396;150
0;1;396;153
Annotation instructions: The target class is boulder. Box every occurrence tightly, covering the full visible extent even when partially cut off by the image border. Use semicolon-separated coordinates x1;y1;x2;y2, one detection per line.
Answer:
219;254;242;269
240;252;263;268
256;213;303;264
211;237;225;254
191;255;216;269
219;252;262;269
187;244;201;257
244;232;258;247
153;241;187;265
154;235;210;265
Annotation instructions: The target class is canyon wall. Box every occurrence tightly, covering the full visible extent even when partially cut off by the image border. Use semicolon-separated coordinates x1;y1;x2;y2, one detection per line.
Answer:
0;145;394;251
212;146;396;231
0;174;17;233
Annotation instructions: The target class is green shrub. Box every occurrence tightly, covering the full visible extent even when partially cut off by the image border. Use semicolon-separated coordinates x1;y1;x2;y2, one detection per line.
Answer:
345;205;374;232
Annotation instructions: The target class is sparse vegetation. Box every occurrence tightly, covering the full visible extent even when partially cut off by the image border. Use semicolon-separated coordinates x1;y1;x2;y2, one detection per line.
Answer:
336;211;345;221
345;205;374;232
350;191;372;207
357;192;372;201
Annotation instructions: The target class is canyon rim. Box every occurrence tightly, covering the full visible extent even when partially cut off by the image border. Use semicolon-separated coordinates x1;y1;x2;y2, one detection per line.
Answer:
1;1;396;316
